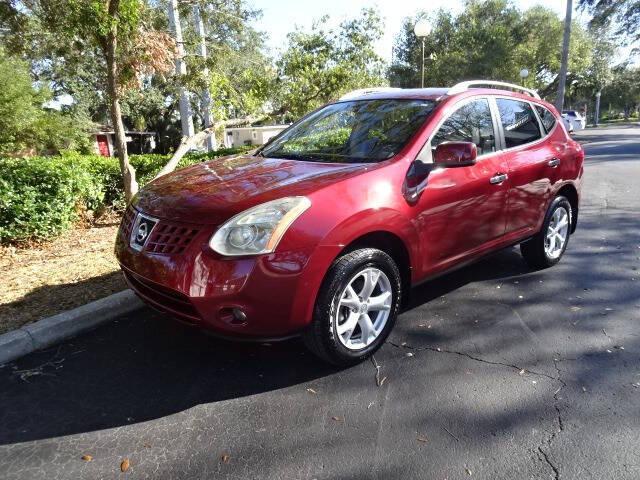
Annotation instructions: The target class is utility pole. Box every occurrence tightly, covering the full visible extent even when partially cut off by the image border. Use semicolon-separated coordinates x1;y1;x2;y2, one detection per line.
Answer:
168;0;194;138
193;4;215;151
556;0;572;113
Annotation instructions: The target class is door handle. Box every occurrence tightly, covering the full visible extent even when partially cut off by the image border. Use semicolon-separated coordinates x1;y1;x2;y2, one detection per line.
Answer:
490;173;508;184
548;158;560;167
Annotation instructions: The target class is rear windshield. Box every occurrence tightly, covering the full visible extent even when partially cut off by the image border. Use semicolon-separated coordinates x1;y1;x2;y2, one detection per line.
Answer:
260;99;436;163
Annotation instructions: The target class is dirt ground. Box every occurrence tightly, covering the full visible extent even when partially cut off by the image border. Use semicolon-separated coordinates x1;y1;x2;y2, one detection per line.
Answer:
0;215;127;334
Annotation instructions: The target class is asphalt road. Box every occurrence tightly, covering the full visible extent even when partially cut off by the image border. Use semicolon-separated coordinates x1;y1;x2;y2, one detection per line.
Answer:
1;125;639;480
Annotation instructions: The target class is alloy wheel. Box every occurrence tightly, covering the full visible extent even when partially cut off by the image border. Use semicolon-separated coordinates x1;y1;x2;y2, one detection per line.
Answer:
333;267;393;350
545;206;569;259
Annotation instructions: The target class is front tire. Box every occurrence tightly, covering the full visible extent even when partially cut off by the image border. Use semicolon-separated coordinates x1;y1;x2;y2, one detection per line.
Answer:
520;196;572;269
303;248;402;366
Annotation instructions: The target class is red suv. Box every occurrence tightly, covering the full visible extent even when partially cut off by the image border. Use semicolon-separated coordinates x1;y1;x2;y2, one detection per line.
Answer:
116;81;584;365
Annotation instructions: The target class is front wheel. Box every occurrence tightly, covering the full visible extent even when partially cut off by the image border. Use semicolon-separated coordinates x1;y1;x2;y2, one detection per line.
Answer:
520;196;572;269
303;248;402;366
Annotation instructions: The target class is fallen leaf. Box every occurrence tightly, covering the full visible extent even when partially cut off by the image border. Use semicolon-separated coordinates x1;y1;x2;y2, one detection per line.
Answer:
466;468;472;476
331;416;343;422
582;386;587;392
519;369;525;376
406;352;414;357
81;455;92;462
220;453;231;464
306;388;317;394
416;435;428;443
143;443;151;448
379;376;387;386
120;458;130;472
570;306;581;312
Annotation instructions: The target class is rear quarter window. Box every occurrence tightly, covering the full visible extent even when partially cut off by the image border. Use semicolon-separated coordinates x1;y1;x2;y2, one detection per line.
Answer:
534;105;557;134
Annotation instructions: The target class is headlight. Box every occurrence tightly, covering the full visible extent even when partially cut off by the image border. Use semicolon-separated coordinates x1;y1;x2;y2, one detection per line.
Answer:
210;196;311;256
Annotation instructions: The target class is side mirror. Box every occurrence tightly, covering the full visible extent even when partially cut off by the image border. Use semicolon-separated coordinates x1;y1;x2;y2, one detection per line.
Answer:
433;141;477;168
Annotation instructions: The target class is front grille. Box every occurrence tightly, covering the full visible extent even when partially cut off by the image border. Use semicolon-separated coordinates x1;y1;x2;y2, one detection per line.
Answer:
123;270;201;322
119;206;200;255
120;206;137;241
146;223;200;255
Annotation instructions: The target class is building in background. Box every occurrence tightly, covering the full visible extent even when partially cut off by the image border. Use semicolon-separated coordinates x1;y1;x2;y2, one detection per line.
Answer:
224;125;290;148
92;127;158;157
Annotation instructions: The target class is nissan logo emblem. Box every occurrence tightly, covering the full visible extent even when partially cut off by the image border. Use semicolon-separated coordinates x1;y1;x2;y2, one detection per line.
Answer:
136;222;149;243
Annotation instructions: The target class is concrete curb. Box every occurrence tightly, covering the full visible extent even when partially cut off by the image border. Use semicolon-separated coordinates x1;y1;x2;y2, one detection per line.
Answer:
0;289;143;365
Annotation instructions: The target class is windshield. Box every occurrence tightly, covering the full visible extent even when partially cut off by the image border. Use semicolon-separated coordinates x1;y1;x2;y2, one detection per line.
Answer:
260;99;436;163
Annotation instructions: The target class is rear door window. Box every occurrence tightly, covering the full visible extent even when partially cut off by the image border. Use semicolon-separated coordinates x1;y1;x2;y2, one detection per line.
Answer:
535;105;557;134
496;99;542;148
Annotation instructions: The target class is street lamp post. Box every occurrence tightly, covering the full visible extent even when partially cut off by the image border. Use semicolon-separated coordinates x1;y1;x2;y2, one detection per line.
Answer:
414;20;431;88
519;68;529;88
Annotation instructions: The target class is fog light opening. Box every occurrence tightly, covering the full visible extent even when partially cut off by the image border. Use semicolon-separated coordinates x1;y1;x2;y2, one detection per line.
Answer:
219;307;248;326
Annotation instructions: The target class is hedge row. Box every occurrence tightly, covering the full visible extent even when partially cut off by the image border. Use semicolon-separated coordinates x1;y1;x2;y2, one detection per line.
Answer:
0;147;251;244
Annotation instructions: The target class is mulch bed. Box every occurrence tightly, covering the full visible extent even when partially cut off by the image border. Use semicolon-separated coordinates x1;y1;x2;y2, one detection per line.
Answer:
0;214;127;334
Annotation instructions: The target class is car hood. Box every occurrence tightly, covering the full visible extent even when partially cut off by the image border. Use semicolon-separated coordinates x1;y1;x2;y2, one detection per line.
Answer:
133;154;367;224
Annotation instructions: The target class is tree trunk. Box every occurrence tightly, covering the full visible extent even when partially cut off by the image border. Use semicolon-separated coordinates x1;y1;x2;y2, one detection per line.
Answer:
105;0;138;203
555;0;572;112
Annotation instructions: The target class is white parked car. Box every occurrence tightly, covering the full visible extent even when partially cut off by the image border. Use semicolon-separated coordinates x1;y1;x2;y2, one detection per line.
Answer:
562;110;586;130
561;115;574;134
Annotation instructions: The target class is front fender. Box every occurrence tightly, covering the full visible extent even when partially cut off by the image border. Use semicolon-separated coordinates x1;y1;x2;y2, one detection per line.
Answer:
319;207;420;265
286;207;419;330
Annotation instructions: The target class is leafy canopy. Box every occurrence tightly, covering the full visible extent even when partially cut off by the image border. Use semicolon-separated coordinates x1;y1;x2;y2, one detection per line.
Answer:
274;8;388;120
389;0;594;96
578;0;640;45
0;48;90;156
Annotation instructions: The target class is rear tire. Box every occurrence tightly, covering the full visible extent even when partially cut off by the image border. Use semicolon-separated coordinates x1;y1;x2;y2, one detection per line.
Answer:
520;196;572;269
302;248;402;366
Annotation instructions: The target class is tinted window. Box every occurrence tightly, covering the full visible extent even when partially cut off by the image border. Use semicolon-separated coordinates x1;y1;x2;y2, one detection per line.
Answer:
535;105;557;134
431;99;495;156
497;99;542;148
260;99;436;163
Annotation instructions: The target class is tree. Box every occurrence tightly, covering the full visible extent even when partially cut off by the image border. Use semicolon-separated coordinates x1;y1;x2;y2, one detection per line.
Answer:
173;0;272;144
601;65;640;118
578;0;640;45
389;0;594;98
274;8;387;119
1;0;175;202
0;49;90;156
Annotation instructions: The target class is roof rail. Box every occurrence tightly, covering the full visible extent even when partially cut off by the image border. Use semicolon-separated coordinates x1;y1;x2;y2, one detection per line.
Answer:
448;80;541;99
338;87;402;101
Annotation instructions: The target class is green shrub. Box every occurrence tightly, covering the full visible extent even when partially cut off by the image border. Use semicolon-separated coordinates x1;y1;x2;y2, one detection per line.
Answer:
0;156;101;242
0;146;253;243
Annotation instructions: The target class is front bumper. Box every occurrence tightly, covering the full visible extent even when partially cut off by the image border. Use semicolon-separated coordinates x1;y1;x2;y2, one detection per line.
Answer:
115;209;341;338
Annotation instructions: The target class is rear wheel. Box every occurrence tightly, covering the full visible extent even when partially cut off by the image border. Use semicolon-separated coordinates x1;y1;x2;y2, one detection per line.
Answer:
520;196;572;269
303;248;402;366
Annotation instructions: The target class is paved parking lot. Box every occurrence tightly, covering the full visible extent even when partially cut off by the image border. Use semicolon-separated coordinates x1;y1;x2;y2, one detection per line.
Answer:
1;125;639;479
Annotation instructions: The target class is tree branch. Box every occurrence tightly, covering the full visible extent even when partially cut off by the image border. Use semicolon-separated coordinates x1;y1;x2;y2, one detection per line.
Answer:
154;115;267;179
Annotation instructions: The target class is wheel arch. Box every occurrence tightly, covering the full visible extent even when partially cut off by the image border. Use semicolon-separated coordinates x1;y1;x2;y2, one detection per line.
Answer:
341;231;413;308
556;183;579;233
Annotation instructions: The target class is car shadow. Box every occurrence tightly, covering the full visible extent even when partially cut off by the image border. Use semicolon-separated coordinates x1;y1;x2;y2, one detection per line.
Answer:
0;246;531;446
